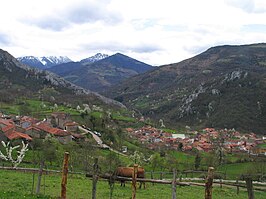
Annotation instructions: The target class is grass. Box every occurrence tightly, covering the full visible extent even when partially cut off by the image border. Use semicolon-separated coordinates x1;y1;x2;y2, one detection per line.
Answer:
0;99;80;117
257;143;266;148
0;103;19;115
123;140;142;152
170;151;195;164
90;111;103;118
160;128;177;133
0;170;265;199
216;162;254;179
111;113;136;122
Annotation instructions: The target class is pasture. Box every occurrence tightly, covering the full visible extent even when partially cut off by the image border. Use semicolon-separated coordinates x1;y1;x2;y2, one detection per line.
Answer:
0;169;266;199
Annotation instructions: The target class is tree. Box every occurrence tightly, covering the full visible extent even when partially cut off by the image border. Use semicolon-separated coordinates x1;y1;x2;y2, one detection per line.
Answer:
90;115;96;130
0;141;28;168
194;153;201;170
18;104;31;116
213;137;225;166
150;152;163;171
106;152;121;171
164;152;178;171
178;142;183;151
31;138;58;166
204;152;217;167
129;151;146;166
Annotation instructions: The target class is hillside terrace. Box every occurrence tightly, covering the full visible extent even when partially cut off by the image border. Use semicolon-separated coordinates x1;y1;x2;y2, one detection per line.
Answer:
126;126;265;155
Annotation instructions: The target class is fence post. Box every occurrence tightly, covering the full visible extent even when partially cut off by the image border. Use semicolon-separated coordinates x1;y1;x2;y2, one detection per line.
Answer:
245;176;254;199
151;171;154;185
160;172;163;180
205;167;214;199
132;164;138;199
36;161;44;194
92;158;99;199
31;173;35;195
236;179;239;195
61;152;70;199
172;169;177;199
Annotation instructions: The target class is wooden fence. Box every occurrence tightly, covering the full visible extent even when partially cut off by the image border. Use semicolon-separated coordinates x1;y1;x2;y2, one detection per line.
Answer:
85;158;265;199
0;154;265;199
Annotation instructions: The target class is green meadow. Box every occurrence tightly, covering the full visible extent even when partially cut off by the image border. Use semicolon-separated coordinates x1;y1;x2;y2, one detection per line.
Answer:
0;170;265;199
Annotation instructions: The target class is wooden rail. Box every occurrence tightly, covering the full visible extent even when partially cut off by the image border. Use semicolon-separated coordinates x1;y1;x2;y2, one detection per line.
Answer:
85;173;190;186
1;166;265;192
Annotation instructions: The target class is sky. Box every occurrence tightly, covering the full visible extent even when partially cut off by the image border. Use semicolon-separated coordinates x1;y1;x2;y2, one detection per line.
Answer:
1;0;266;66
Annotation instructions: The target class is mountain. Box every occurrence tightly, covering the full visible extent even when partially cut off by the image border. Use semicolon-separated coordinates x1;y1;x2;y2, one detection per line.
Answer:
106;43;266;134
17;56;72;69
0;49;124;109
48;53;154;92
80;53;109;64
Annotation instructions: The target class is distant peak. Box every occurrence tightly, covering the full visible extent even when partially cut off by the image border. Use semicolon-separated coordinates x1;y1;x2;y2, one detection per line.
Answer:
113;52;127;57
16;55;72;69
80;53;109;64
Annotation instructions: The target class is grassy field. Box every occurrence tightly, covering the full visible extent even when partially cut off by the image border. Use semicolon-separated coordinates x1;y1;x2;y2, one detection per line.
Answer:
258;143;266;148
0;99;80;117
0;170;265;199
217;162;257;179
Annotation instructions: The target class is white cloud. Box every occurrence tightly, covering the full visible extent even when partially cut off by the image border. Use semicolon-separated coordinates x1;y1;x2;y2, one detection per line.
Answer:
225;0;266;13
0;0;266;65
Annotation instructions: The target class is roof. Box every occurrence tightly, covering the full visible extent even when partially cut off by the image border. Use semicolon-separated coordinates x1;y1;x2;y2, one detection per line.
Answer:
20;116;38;122
34;122;52;132
25;126;41;132
2;124;15;132
64;122;78;126
51;112;68;119
0;118;14;127
71;133;85;139
35;122;70;136
48;128;70;136
5;130;32;141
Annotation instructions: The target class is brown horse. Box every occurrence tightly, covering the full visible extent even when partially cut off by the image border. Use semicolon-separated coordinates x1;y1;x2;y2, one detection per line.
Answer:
115;167;145;189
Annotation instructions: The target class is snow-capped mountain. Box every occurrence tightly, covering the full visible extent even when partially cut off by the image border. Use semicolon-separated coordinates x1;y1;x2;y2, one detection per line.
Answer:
80;53;109;64
17;56;72;69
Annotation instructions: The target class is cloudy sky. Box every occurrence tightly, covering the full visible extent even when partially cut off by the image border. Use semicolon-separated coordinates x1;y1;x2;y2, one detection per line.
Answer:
1;0;266;65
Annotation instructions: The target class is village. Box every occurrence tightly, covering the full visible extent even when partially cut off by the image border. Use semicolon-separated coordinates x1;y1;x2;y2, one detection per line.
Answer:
1;111;266;157
0;112;85;144
126;126;266;155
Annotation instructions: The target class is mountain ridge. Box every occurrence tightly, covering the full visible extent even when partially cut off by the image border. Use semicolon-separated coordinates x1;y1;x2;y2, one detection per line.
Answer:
48;52;154;92
17;56;72;69
80;53;109;64
105;43;266;134
1;49;125;109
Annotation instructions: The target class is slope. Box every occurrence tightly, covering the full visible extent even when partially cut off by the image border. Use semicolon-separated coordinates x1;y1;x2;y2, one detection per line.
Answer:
0;49;124;109
106;43;266;134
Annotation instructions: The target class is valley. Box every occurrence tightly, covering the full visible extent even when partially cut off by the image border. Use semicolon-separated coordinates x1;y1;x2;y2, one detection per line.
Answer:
0;44;265;198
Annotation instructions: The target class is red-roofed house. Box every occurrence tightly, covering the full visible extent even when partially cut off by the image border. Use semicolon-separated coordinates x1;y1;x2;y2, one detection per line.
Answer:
4;130;32;141
49;112;70;128
20;116;39;129
2;124;15;134
71;132;85;142
0;118;14;128
24;126;43;139
35;122;72;144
